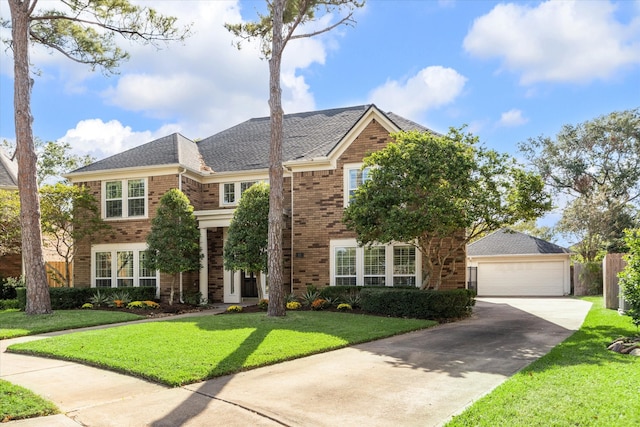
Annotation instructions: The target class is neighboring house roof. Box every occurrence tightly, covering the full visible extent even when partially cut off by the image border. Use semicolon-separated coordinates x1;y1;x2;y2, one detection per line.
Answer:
70;105;429;175
0;147;19;190
467;228;570;256
72;133;205;174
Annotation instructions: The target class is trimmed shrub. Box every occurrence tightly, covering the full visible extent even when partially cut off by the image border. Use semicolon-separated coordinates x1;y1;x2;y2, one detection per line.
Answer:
286;301;301;310
360;288;476;320
0;299;20;310
50;287;156;310
16;287;26;310
0;277;20;299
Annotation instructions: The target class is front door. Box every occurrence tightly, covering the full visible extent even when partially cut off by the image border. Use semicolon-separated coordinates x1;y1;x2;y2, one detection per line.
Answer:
241;271;258;298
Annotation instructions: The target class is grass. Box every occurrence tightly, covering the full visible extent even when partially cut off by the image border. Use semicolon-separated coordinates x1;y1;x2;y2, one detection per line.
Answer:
446;296;640;427
7;311;435;386
0;379;58;422
0;309;144;339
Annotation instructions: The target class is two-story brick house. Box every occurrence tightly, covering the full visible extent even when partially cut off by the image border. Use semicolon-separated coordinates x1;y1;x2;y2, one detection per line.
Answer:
67;105;467;303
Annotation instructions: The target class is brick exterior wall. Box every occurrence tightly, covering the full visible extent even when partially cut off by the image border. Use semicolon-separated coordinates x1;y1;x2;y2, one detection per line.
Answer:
291;119;466;292
73;117;466;301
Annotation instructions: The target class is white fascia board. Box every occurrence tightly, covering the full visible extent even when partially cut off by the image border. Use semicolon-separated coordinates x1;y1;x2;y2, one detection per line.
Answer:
200;168;272;184
194;209;236;228
65;164;191;183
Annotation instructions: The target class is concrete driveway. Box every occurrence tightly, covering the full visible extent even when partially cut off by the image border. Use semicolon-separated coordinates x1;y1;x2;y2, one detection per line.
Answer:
2;297;591;427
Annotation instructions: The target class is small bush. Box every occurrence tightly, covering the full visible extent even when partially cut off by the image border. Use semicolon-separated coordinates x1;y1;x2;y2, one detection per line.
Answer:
311;298;328;310
127;301;145;309
0;299;20;310
337;303;352;311
16;287;26;310
108;291;132;308
183;290;203;306
360;288;475;320
258;299;269;310
0;276;23;299
81;303;93;309
286;301;301;310
226;305;243;313
89;290;110;307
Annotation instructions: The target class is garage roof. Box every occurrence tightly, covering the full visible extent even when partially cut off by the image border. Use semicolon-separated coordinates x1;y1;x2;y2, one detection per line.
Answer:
468;228;570;256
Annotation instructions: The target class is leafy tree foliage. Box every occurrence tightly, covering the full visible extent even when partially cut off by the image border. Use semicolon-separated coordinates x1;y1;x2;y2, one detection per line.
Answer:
344;128;552;289
40;183;109;287
1;139;94;185
4;0;189;314
520;109;640;260
145;189;201;305
619;229;640;327
0;190;21;257
226;0;364;316
509;219;556;243
224;182;269;300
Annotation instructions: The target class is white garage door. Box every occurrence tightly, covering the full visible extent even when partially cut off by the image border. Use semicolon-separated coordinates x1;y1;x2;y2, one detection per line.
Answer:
477;261;565;296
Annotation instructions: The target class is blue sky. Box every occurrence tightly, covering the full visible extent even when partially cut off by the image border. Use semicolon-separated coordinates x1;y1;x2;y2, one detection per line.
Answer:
1;0;639;231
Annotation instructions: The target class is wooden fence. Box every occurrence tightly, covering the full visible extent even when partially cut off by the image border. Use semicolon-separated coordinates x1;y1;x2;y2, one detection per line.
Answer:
603;253;626;310
45;261;72;288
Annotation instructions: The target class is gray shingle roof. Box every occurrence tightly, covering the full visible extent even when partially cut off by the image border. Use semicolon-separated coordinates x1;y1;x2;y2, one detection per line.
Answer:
71;105;430;174
197;104;428;172
0;148;18;189
467;228;570;256
72;133;202;174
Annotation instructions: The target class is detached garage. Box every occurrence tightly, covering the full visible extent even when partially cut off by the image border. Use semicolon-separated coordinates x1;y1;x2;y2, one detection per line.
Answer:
467;229;571;297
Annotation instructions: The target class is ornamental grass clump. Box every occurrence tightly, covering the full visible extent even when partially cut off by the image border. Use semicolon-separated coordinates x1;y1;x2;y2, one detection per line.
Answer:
226;305;243;313
286;301;301;310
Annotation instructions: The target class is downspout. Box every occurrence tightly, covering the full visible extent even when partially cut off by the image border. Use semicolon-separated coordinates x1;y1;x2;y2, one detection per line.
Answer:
178;167;186;303
284;165;294;295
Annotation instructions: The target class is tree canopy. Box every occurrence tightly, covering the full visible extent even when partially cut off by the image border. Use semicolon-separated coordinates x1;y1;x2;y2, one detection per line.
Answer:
226;0;363;316
145;189;201;305
344;128;552;289
520;108;640;260
224;182;270;299
0;189;21;257
40;183;109;287
5;0;189;314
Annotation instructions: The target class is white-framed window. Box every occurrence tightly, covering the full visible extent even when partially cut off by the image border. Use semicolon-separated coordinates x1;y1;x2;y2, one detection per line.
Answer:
103;178;148;219
220;181;259;206
344;163;371;206
330;239;421;287
91;243;158;290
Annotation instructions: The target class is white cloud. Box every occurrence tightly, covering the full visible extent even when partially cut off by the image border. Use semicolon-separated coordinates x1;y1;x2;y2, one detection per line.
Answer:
57;119;175;161
367;66;467;120
463;0;640;84
497;109;529;127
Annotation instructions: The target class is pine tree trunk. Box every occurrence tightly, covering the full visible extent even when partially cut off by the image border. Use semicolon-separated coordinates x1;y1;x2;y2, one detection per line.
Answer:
266;0;286;317
9;0;52;314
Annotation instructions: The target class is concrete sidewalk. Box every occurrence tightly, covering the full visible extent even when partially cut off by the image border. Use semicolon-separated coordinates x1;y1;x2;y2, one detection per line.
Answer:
2;298;592;427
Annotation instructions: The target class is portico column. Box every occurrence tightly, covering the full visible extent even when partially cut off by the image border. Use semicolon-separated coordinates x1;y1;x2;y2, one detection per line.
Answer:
199;227;208;303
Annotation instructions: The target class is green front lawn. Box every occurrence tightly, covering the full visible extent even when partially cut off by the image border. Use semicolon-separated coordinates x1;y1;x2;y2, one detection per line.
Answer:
0;309;144;339
0;379;58;422
7;311;435;386
446;296;640;426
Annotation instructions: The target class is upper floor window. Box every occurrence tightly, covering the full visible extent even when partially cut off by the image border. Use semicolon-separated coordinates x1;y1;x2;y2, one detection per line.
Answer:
344;164;371;206
103;178;147;219
221;181;259;206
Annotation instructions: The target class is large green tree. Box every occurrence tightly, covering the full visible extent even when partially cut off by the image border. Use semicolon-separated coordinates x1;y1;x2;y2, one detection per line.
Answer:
0;189;21;257
145;189;201;306
40;183;109;287
520;109;640;260
226;0;364;316
619;229;640;327
344;128;552;289
224;182;270;300
4;0;189;314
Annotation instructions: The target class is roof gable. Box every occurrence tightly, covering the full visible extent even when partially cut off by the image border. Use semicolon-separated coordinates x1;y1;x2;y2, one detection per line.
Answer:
467;228;570;256
71;133;202;174
0;148;18;190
